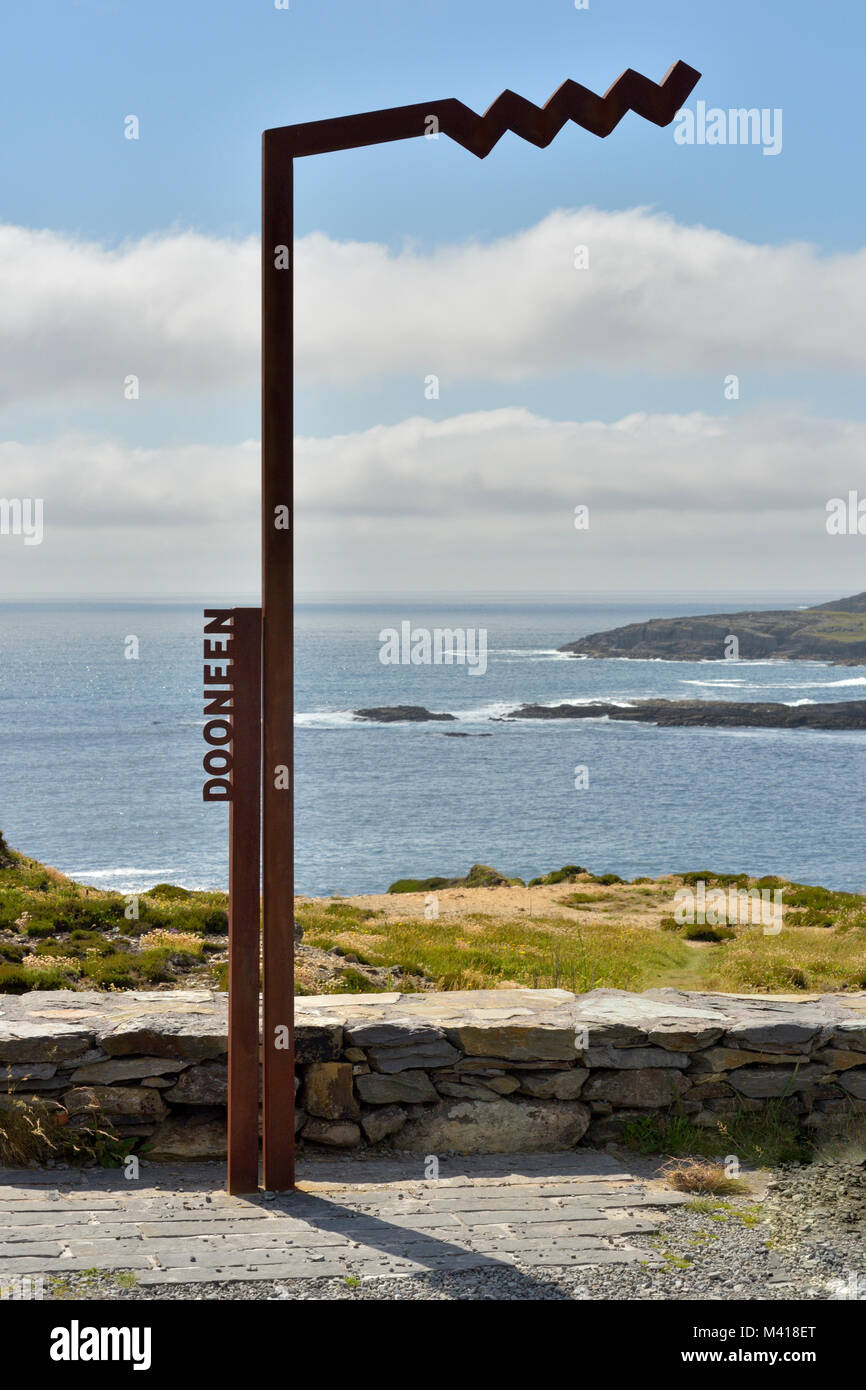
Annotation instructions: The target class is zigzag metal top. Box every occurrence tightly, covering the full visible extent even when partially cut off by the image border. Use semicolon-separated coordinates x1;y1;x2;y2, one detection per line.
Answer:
266;61;700;160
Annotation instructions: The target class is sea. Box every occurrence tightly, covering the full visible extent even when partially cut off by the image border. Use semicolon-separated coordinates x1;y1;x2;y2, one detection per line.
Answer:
1;592;864;898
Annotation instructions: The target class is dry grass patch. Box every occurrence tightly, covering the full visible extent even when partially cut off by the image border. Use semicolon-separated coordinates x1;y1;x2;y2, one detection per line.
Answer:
661;1158;751;1196
698;928;866;993
138;929;204;955
298;901;691;992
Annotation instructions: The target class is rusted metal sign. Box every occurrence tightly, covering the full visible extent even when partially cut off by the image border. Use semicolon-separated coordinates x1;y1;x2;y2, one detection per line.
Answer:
212;59;702;1195
203;609;262;1194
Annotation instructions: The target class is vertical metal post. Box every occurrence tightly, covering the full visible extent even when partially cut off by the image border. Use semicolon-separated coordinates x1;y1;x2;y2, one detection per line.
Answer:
226;607;262;1195
261;136;296;1189
252;62;698;1194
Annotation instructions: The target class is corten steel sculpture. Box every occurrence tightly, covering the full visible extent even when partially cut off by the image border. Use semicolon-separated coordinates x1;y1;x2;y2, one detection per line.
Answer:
210;59;701;1194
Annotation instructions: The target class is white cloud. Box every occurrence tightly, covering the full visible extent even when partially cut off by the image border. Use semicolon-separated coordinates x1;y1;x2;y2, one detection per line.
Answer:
3;407;865;594
294;406;859;518
0;435;260;525
0;227;258;405
3;210;866;406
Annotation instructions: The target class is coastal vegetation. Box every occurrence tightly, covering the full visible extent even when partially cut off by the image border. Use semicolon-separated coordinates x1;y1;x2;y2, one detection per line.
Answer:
558;589;866;663
0;831;227;993
299;874;866;996
1;832;865;997
387;863;518;893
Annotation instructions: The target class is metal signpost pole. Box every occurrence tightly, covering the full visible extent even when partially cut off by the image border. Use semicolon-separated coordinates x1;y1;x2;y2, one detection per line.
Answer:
203;607;262;1195
254;60;700;1191
261;145;296;1192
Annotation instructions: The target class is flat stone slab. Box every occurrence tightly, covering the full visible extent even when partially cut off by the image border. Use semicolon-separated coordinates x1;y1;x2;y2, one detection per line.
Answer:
0;1153;681;1286
3;988;864;1058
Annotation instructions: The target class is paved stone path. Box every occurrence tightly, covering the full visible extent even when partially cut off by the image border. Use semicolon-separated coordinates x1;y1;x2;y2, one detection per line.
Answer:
0;1152;686;1287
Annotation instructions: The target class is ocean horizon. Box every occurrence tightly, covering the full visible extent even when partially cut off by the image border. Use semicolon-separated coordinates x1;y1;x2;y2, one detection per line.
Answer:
2;589;864;898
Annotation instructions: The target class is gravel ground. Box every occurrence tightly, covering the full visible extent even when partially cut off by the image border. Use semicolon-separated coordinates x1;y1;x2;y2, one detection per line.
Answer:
45;1158;866;1302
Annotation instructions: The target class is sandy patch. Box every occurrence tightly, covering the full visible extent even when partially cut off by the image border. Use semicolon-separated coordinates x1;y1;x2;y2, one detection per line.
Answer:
300;878;679;930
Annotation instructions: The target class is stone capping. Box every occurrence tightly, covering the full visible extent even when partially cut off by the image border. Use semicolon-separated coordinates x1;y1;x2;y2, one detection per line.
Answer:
1;987;864;1159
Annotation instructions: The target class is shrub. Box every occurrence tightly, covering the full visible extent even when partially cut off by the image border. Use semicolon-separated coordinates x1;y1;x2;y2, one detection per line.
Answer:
528;865;587;887
388;877;453;894
0;830;15;870
43;896;125;933
681;867;750;889
338;967;383;993
81;955;138;989
388;864;510;893
202;909;228;934
24;918;59;938
0;964;31;992
0;895;29;928
136;905;170;929
791;908;835;928
135;950;176;983
681;923;736;943
0;963;74;992
462;864;510;888
147;884;193;900
29;938;74;956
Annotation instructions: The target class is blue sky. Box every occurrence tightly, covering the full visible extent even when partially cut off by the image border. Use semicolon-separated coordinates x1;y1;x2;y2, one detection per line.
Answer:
1;0;864;595
3;0;862;249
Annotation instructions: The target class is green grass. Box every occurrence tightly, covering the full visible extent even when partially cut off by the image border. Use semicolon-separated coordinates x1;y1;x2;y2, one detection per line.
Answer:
686;1199;766;1229
556;891;611;907
387;863;519;893
696;929;866;993
4;830;866;997
620;1104;812;1167
528;865;587;887
0;833;228;993
299;874;866;995
335;966;387;994
680;923;736;943
0;1095;137;1167
298;901;692;993
812;612;866;643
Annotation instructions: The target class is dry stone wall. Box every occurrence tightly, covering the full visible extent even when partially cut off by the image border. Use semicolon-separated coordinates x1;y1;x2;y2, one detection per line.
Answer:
1;987;865;1160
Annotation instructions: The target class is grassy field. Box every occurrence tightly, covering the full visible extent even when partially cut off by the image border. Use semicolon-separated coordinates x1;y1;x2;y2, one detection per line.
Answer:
812;611;866;643
297;865;866;996
2;830;866;996
297;887;866;996
0;831;228;992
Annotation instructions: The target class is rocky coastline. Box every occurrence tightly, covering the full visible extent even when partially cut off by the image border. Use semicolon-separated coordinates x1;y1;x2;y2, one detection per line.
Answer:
353;699;866;730
559;591;866;663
